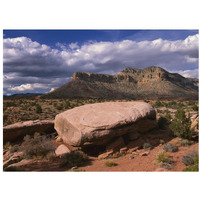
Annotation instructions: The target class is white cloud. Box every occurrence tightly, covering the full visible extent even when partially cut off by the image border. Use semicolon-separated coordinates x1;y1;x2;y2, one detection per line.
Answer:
3;34;199;93
69;42;79;49
49;88;55;92
8;83;49;92
170;68;199;79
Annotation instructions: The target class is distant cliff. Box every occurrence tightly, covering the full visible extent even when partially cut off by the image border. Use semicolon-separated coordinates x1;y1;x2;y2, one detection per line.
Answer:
42;66;198;100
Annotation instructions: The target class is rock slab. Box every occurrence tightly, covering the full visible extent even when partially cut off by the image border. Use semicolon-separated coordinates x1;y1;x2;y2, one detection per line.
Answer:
3;120;55;142
55;102;156;147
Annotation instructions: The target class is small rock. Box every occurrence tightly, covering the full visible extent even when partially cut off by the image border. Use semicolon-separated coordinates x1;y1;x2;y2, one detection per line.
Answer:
56;137;63;142
3;149;8;155
98;151;113;160
140;151;149;156
4;159;32;171
3;152;23;170
120;147;128;153
71;166;78;170
129;155;134;159
55;144;71;157
127;146;139;154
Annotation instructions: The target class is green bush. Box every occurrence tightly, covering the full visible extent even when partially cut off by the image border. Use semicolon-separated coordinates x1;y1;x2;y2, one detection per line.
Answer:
59;150;89;168
104;160;117;167
156;151;170;164
192;104;198;111
154;100;163;108
4;141;11;150
180;139;194;147
182;151;198;166
10;144;20;153
164;110;172;121
56;103;63;110
170;107;192;139
143;143;153;151
163;143;178;152
21;133;56;159
183;164;199;171
35;104;42;113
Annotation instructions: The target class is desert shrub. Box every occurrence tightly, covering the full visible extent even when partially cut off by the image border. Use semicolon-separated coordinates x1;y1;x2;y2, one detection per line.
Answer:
53;102;57;108
64;101;71;109
154;100;163;108
56;103;63;110
156;151;170;164
4;141;11;150
158;116;169;129
157;109;162;113
59;150;89;168
192;104;198;111
164;110;172;121
35;104;42;113
182;151;198;166
143;142;153;151
170;107;192;139
163;143;178;152
21;132;56;159
104;160;117;167
166;101;177;108
183;164;199;171
187;101;196;106
10;144;20;153
180;139;194;147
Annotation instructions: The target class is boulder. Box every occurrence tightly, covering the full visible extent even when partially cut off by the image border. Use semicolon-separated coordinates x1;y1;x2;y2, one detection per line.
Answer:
4;159;32;171
3;152;23;170
55;102;156;147
55;144;71;157
3;120;55;142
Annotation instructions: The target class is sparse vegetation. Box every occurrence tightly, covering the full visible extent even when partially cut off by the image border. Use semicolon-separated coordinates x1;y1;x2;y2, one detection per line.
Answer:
4;141;12;150
59;150;89;168
143;142;153;151
163;143;178;152
170;107;192;139
182;151;198;166
104;160;117;167
156;151;170;164
155;151;173;170
35;104;42;113
20;132;56;159
10;144;20;153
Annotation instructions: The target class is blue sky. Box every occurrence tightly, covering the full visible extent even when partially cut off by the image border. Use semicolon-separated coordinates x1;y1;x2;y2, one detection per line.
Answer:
3;30;199;95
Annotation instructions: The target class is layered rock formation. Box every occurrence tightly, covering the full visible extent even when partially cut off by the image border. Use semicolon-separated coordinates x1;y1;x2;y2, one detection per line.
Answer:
43;66;198;100
3;120;55;142
54;102;157;147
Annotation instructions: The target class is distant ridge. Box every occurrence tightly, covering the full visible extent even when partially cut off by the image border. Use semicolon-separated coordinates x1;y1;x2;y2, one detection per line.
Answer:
42;66;198;100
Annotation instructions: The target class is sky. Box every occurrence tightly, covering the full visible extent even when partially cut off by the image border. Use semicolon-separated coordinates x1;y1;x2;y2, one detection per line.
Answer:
3;30;199;95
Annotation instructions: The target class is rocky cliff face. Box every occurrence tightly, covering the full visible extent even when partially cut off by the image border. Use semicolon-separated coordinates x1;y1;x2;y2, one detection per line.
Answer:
42;66;198;100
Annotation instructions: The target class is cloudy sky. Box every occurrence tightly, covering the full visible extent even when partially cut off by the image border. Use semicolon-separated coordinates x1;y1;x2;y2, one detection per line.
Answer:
3;30;199;95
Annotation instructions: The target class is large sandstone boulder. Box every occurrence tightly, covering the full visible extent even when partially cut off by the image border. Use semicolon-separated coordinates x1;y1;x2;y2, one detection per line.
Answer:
55;102;156;147
3;120;55;142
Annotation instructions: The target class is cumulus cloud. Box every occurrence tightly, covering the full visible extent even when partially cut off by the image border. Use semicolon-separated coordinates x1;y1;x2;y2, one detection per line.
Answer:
8;83;49;92
3;34;199;93
170;69;199;79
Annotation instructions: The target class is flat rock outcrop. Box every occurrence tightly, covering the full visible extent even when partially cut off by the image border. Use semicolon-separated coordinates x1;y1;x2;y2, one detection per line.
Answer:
43;66;198;100
3;120;55;142
54;102;156;147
